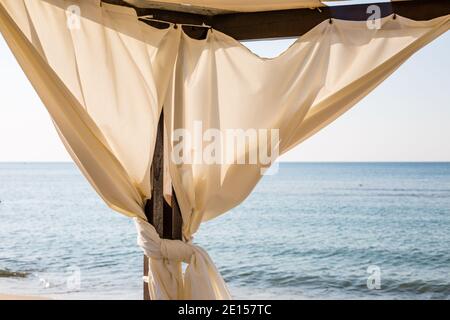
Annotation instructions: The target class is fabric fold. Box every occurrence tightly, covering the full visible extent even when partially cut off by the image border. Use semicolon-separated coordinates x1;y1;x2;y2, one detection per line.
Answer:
0;0;147;218
165;14;450;235
134;218;231;299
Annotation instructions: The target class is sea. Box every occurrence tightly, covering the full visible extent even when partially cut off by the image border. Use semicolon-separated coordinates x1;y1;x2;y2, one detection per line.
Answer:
0;162;449;299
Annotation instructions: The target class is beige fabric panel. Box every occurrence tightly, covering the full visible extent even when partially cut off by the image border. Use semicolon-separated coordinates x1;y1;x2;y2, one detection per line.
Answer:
0;0;181;210
165;15;450;235
0;0;152;219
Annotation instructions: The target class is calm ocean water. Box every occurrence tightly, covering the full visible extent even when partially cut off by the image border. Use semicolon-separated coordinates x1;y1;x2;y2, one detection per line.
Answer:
0;162;449;299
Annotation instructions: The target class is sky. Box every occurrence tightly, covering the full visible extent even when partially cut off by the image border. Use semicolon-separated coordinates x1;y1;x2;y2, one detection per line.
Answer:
0;23;449;162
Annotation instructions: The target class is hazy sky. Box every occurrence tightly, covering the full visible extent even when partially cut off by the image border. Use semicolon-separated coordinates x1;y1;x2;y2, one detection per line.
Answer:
0;29;449;162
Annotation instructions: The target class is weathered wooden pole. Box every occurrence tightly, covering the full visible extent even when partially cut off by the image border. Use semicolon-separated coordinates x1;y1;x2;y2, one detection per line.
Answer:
143;109;183;300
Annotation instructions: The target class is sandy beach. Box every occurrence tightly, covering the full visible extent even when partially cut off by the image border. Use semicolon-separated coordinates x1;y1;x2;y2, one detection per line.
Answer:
0;294;48;300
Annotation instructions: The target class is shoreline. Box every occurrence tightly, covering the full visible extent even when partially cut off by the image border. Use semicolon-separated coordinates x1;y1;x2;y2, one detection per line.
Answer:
0;293;49;300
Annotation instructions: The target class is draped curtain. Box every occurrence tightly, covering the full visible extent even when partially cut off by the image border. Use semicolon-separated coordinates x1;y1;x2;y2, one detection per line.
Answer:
0;0;448;299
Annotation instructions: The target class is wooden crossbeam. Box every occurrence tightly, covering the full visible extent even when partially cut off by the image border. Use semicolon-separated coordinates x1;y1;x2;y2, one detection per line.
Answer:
102;0;450;40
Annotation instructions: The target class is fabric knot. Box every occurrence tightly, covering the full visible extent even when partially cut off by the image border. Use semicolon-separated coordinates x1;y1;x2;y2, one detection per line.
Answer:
134;217;194;262
160;239;194;263
134;217;231;299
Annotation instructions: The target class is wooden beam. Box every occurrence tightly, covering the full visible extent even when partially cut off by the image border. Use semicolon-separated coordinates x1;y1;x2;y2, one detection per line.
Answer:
151;111;165;237
143;255;150;300
142;109;183;300
143;196;152;300
171;188;183;241
102;0;450;40
215;0;450;40
142;110;164;301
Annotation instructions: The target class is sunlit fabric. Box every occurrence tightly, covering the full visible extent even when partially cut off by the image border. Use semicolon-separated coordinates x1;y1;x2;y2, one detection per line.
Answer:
0;0;448;300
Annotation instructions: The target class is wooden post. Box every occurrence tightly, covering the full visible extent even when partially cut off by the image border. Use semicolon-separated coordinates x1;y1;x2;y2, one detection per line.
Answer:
151;110;165;238
171;188;183;241
143;109;183;300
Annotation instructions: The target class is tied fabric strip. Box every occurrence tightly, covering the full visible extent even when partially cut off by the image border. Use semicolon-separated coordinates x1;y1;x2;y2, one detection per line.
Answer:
134;218;231;300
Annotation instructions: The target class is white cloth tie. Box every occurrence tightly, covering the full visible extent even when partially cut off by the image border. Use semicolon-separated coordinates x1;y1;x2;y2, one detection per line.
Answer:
134;218;231;299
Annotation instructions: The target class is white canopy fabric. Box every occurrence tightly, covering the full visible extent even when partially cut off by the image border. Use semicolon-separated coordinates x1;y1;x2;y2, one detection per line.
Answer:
165;14;450;236
0;0;448;299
